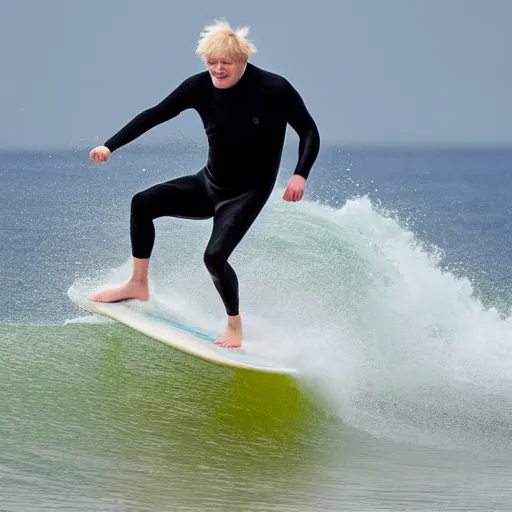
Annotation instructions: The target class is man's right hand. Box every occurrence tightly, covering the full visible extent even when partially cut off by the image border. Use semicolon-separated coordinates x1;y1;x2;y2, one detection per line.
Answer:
90;145;111;162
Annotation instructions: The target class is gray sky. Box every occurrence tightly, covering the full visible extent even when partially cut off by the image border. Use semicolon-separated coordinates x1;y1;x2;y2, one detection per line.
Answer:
1;0;511;149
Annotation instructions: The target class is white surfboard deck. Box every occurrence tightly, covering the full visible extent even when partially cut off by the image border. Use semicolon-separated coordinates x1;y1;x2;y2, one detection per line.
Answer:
69;294;297;375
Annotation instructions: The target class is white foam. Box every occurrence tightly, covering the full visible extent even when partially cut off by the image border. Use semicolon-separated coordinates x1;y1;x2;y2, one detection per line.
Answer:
63;315;114;325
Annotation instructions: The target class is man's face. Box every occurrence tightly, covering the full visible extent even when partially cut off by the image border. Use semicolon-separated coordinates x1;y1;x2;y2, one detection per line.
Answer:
207;57;246;89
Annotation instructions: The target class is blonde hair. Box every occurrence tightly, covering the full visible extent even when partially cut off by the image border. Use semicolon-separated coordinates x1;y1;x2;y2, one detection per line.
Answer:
196;18;257;63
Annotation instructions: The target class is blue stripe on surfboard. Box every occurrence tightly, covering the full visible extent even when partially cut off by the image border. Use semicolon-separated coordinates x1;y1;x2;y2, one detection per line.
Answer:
144;313;215;341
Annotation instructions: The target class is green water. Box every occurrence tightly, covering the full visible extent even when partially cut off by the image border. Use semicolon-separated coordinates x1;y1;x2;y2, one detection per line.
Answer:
1;323;512;511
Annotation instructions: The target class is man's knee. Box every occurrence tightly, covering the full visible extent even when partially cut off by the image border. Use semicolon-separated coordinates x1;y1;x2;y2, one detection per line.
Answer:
131;190;151;217
203;248;226;277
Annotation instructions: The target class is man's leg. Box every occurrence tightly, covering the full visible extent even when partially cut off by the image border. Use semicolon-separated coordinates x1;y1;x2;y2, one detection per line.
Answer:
89;172;214;302
203;186;273;348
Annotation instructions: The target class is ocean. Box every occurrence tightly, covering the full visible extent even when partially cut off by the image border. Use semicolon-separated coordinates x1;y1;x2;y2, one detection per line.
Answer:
1;141;512;511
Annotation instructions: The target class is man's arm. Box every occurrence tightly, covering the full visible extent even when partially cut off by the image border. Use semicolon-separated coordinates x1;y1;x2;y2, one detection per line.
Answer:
281;79;320;180
103;75;201;153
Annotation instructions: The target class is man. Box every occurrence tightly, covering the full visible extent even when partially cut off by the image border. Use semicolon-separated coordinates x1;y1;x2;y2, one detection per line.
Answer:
88;19;320;349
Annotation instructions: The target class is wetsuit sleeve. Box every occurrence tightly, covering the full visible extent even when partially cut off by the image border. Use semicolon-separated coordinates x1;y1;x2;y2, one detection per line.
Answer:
281;80;320;180
103;75;200;153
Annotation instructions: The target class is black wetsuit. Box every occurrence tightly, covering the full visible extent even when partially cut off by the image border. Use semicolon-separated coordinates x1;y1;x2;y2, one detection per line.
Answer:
103;62;320;316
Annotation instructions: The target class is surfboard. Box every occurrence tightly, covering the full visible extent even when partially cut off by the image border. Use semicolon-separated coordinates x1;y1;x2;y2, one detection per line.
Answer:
68;292;297;375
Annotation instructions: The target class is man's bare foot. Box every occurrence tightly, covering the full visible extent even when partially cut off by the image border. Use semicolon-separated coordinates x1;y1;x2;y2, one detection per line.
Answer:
214;315;243;349
87;279;149;303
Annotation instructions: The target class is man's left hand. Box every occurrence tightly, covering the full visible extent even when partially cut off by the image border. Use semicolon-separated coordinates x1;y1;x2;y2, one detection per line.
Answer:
283;175;306;202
